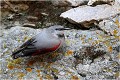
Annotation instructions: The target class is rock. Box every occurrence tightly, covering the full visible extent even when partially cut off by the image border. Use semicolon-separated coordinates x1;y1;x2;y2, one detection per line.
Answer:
7;14;14;20
87;0;115;6
51;0;89;7
51;0;69;6
0;38;2;49
76;59;119;79
60;4;120;28
0;26;4;30
14;21;21;26
27;16;38;21
0;26;119;80
23;23;36;27
13;4;29;12
16;4;29;11
114;0;120;7
116;0;120;4
66;0;89;6
98;18;120;36
41;13;49;16
5;1;29;12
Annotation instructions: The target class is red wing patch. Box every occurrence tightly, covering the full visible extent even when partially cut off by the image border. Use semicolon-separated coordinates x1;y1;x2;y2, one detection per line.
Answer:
44;41;61;52
32;41;61;56
32;50;41;56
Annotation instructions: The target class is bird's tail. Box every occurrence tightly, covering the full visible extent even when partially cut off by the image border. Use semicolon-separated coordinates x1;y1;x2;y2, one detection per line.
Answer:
12;48;24;59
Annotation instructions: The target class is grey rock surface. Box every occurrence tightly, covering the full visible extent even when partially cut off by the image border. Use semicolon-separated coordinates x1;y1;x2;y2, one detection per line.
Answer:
87;0;114;5
117;0;120;4
0;26;119;80
98;15;120;36
51;0;69;6
66;0;89;6
60;4;120;28
51;0;89;6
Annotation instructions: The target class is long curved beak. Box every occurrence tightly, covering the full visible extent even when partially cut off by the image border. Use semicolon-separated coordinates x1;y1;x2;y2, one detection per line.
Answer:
56;28;71;30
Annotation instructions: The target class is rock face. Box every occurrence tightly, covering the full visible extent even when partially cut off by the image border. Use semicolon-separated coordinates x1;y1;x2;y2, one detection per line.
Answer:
51;0;115;6
99;19;120;36
0;26;119;80
51;0;69;6
60;4;120;28
117;0;120;4
66;0;89;6
87;0;114;5
51;0;89;6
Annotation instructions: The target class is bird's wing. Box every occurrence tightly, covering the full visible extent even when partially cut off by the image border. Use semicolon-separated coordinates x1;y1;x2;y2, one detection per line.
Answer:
12;37;38;59
20;37;36;49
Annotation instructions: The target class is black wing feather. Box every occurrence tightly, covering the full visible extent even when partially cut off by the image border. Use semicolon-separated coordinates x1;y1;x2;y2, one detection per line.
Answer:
20;38;36;48
12;37;37;59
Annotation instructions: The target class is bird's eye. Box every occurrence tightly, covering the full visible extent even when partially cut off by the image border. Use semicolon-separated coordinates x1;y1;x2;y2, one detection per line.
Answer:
57;34;64;37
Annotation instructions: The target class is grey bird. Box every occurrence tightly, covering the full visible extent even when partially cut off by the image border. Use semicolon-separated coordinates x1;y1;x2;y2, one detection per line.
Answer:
12;25;71;59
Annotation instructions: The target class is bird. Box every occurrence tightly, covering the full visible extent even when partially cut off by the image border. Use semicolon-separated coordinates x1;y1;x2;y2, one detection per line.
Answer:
12;25;71;59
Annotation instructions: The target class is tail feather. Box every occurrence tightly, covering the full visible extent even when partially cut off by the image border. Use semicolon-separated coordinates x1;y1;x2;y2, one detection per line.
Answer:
12;48;24;59
12;47;37;59
11;37;37;59
12;52;23;59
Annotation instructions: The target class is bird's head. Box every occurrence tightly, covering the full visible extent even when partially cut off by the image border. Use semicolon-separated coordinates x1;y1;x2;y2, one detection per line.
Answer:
47;25;71;39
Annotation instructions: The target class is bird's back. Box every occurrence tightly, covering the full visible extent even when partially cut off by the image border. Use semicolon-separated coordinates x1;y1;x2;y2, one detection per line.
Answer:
33;29;60;50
